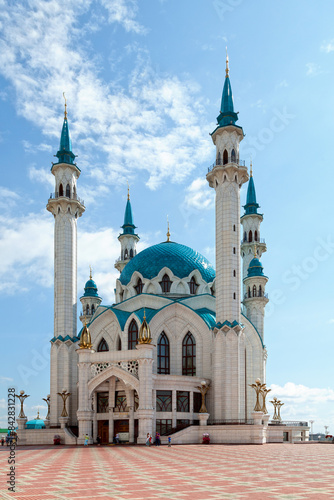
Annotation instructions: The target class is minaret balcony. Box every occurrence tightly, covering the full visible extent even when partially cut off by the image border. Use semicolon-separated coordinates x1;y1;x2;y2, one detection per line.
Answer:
49;192;85;205
241;237;266;245
208;156;246;173
243;291;268;300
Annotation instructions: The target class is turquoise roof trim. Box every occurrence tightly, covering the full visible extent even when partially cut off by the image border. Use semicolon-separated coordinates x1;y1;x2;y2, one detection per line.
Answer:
194;308;216;329
119;241;215;286
121;199;137;236
217;75;239;127
81;278;100;298
243;176;260;215
246;257;266;278
55;117;76;165
50;335;80;343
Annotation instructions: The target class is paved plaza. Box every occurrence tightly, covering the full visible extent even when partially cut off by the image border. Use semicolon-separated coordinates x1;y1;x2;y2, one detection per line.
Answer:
1;443;333;499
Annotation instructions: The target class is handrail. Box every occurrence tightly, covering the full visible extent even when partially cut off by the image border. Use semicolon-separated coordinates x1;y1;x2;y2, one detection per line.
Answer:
207;419;254;425
208;157;246;172
269;420;308;427
244;292;269;299
49;192;85;205
241;238;266;244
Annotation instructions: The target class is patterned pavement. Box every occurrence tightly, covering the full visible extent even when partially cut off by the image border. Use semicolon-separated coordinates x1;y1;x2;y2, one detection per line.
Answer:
1;443;334;499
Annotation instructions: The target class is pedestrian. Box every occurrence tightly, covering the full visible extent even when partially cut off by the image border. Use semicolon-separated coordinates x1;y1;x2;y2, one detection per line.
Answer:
84;434;89;446
168;436;171;447
146;433;151;446
155;432;161;446
1;437;4;446
115;433;120;444
96;435;101;446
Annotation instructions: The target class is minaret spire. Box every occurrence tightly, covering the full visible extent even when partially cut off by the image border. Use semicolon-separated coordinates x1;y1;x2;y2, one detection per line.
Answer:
115;190;140;276
225;47;229;77
63;92;67;120
166;216;170;242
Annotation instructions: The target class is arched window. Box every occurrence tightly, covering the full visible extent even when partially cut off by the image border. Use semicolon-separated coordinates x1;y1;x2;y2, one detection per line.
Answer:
85;304;90;315
189;277;198;295
128;319;138;349
233;292;236;299
124;249;128;259
259;285;262;297
97;338;109;352
157;332;170;374
182;332;196;376
252;285;257;297
59;184;63;197
134;278;143;295
160;274;172;293
233;224;236;232
254;230;258;242
231;148;236;162
73;186;76;199
223;149;228;165
66;184;70;198
244;231;247;242
116;335;122;351
130;249;133;258
233;270;236;277
248;287;251;298
233;247;236;254
91;304;95;315
248;230;253;243
217;152;221;164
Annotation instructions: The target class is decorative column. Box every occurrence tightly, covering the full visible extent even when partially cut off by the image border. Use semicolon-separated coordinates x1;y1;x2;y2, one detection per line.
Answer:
172;390;177;429
76;331;94;444
136;344;154;443
57;389;71;428
129;389;135;443
15;391;29;430
42;395;51;428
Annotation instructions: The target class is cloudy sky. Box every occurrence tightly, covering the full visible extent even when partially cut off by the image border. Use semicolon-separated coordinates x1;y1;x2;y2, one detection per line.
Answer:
1;0;334;434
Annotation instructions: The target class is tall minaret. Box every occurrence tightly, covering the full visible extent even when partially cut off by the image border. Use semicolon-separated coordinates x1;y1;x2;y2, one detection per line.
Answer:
47;97;85;426
207;54;249;421
115;187;139;273
240;163;267;298
207;53;248;324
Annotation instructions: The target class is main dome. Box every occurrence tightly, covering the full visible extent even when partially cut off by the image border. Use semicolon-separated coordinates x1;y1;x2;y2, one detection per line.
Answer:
119;241;215;286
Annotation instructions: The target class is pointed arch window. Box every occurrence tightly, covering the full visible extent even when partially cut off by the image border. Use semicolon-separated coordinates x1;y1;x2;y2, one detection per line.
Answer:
188;277;198;295
243;231;247;242
252;285;257;297
59;184;63;197
91;304;95;315
66;184;70;198
97;338;109;352
231;148;236;162
248;287;251;298
116;335;122;351
182;332;196;376
259;285;262;297
217;152;221;165
223;149;228;165
157;332;170;374
254;230;258;242
248;230;253;243
128;319;138;350
85;304;90;315
160;274;172;293
134;278;143;295
124;249;128;259
130;249;133;258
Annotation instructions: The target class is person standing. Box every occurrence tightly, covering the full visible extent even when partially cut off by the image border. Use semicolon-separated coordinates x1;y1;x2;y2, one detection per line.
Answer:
96;435;101;446
146;433;151;446
115;433;120;444
84;434;89;446
155;432;161;446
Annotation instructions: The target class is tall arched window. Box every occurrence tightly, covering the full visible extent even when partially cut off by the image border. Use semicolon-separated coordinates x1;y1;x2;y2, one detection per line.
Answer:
252;285;257;297
124;249;128;259
91;304;95;315
116;335;122;351
244;231;247;242
182;332;196;376
97;338;109;352
86;304;90;315
248;287;251;298
189;277;198;295
254;230;258;242
231;148;236;162
128;319;138;349
134;278;143;295
66;184;70;198
59;184;63;197
248;230;253;243
160;274;172;293
223;149;228;165
130;249;133;258
259;285;262;297
217;152;221;164
157;332;170;374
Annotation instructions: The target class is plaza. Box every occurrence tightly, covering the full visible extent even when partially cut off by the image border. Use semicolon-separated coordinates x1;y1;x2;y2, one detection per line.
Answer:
1;443;333;499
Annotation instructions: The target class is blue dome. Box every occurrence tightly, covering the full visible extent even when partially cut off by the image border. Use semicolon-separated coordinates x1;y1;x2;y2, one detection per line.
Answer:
26;419;45;429
247;257;265;277
83;278;99;297
119;241;215;286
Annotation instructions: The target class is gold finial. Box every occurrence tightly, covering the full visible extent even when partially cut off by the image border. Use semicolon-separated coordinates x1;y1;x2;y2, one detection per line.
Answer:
143;307;146;320
250;156;253;177
89;266;92;280
167;216;170;242
225;47;229;77
63;92;67;119
127;181;130;201
138;309;152;344
36;409;40;419
79;322;92;349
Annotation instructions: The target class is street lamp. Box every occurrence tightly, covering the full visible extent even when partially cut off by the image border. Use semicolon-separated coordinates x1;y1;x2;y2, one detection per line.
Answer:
309;420;314;440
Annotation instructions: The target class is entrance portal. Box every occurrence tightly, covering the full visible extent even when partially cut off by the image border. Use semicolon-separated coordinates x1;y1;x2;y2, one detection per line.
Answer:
98;420;109;444
114;419;129;442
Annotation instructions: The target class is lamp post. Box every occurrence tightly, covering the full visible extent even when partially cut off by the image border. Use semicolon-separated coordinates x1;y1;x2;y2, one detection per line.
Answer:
57;388;71;428
15;390;30;430
43;394;51;428
309;420;314;440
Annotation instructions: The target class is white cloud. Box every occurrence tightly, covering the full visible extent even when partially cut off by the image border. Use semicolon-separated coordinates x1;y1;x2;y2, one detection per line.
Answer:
321;39;334;53
0;376;14;384
23;140;53;154
0;1;211;191
28;167;54;188
306;62;321;77
183;177;214;211
0;187;20;210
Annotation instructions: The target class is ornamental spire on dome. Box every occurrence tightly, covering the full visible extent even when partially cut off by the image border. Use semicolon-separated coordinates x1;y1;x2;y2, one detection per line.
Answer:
166;216;170;242
216;50;239;128
243;162;260;215
55;93;76;165
121;188;137;235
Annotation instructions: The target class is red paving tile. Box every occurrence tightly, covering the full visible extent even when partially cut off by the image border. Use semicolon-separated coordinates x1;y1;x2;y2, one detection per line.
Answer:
1;443;334;499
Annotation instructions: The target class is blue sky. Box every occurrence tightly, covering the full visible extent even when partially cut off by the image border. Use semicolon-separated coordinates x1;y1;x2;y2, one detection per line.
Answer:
0;0;333;434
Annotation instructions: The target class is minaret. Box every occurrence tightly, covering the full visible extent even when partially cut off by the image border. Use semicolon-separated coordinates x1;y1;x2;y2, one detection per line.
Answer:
240;163;267;298
243;248;269;339
207;53;248;324
47;96;85;426
79;269;102;325
115;187;139;273
207;54;249;422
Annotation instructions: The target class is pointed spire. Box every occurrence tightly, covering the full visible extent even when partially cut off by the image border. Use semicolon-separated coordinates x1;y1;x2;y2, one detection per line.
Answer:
121;188;137;235
216;51;239;128
244;162;260;215
55;94;76;165
166;216;170;242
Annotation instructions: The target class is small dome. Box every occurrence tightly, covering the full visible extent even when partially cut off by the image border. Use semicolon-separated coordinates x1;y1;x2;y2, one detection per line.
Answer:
83;278;99;297
119;241;215;286
247;257;265;277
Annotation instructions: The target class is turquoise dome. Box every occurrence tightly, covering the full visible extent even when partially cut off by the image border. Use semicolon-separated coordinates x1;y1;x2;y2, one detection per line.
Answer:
119;241;215;286
247;257;265;277
83;278;99;297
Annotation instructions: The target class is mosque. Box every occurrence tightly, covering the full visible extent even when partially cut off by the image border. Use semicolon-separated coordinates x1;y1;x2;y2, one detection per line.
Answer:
17;56;308;445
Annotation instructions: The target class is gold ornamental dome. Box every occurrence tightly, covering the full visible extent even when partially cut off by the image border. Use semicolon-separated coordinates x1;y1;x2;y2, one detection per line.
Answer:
138;310;152;344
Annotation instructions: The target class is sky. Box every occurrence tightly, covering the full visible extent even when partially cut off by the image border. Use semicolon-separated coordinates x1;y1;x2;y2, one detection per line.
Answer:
0;0;333;435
